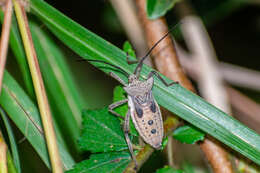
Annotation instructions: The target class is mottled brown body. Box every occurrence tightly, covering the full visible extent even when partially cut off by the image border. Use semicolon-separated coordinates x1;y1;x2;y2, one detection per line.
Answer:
128;95;163;149
123;75;163;149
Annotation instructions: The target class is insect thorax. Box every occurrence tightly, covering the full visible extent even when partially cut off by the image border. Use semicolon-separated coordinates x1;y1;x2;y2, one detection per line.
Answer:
124;74;154;97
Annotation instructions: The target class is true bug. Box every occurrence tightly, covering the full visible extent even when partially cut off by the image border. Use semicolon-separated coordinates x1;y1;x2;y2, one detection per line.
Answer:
85;26;179;169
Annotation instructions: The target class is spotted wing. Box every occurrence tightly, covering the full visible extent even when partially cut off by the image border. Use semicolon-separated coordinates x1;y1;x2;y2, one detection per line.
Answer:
128;96;163;149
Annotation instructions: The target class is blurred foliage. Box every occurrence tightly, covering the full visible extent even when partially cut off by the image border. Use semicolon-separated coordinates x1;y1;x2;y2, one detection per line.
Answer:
156;166;183;173
173;125;205;144
147;0;181;19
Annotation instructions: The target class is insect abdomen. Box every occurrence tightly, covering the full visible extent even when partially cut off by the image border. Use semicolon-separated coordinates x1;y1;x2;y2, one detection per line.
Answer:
128;97;163;149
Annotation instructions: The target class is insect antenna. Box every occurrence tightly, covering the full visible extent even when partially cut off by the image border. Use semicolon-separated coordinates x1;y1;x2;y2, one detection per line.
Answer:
78;59;130;77
134;22;181;78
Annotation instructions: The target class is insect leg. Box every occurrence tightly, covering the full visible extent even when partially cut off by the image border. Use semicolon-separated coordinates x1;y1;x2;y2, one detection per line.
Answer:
124;110;138;170
109;99;128;120
126;52;139;64
109;72;128;86
148;71;178;86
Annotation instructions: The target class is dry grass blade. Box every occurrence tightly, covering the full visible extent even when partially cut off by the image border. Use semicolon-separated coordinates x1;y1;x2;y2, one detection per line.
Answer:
0;0;12;93
0;132;7;173
12;0;63;172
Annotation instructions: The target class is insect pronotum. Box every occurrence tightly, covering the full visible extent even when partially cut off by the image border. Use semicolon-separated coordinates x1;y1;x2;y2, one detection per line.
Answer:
85;25;179;170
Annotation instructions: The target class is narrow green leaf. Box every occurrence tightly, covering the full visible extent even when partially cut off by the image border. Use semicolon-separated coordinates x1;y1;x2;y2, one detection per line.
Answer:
147;0;181;19
67;151;131;173
113;86;138;136
156;166;183;173
123;41;136;58
173;125;205;144
0;108;21;173
6;152;17;173
0;71;75;170
29;19;85;151
79;108;128;152
29;0;260;166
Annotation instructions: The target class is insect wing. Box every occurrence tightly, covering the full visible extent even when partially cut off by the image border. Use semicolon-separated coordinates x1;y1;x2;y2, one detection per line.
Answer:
128;95;163;149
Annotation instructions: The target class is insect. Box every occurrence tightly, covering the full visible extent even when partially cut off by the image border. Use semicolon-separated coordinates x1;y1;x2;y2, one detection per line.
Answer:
85;26;179;169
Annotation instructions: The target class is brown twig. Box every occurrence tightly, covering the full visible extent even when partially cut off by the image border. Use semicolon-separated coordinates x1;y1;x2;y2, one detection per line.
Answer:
109;0;152;66
135;0;194;91
134;0;234;172
109;0;146;56
0;0;12;93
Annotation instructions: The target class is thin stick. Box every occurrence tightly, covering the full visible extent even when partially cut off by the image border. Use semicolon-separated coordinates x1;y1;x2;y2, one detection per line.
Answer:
177;2;233;172
181;16;231;113
0;132;7;173
12;0;63;172
109;0;148;58
0;0;12;93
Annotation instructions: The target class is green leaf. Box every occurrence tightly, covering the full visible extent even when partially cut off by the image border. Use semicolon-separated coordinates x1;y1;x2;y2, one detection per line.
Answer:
156;166;183;173
147;0;181;19
123;41;136;58
113;86;128;117
29;0;260;166
79;108;128;152
0;71;75;170
173;125;205;144
113;86;138;136
67;151;131;173
6;152;17;173
161;136;168;150
29;18;85;152
181;162;195;173
0;109;21;173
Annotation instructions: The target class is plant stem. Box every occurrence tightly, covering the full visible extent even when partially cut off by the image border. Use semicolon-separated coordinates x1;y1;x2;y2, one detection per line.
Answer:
0;0;12;93
12;0;63;172
0;132;7;173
